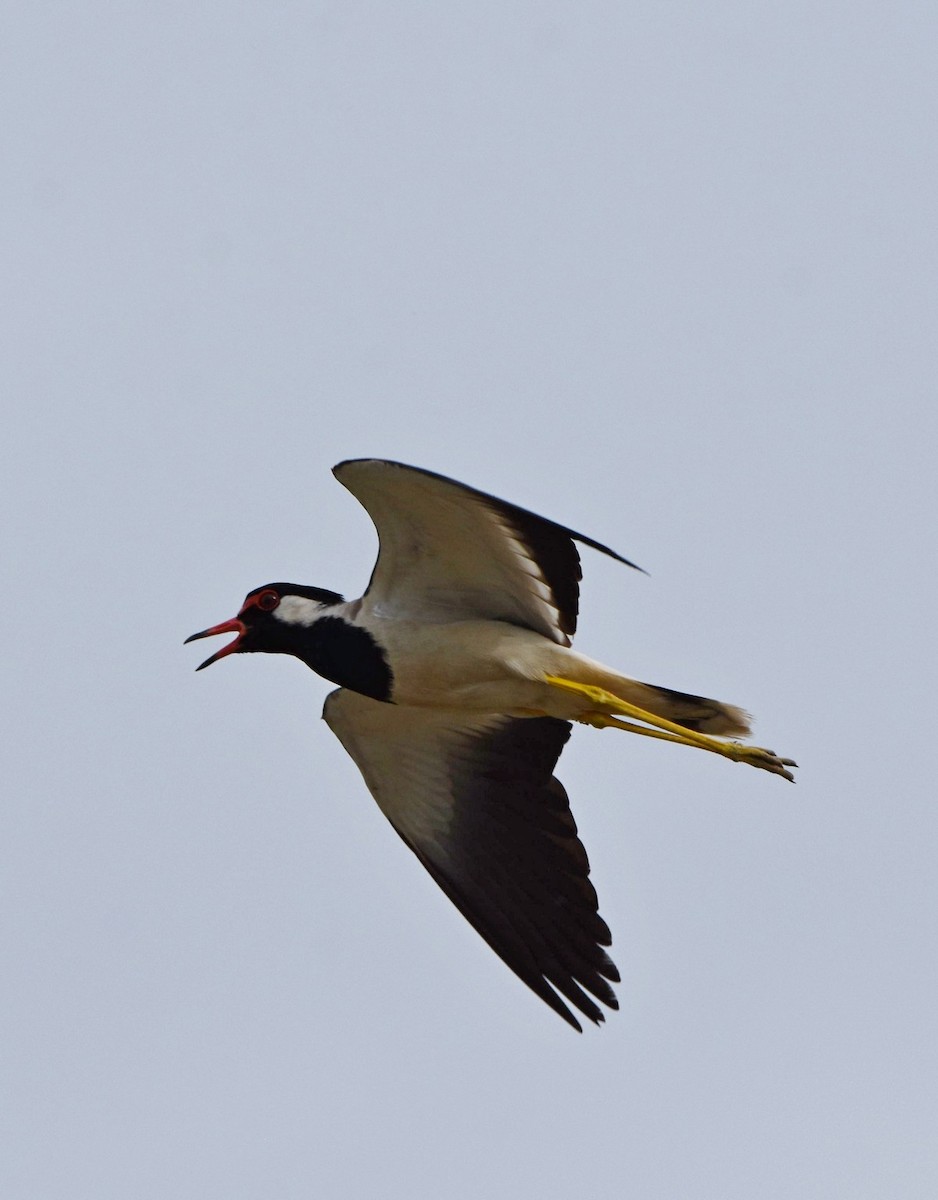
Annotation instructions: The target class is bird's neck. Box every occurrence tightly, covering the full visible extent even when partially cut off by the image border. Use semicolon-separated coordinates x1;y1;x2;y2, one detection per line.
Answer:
280;611;394;703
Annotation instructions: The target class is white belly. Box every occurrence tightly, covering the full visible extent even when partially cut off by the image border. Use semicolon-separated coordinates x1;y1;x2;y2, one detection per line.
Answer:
368;618;619;719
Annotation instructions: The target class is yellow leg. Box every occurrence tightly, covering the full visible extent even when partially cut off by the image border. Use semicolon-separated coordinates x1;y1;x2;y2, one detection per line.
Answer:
545;676;797;782
581;712;722;748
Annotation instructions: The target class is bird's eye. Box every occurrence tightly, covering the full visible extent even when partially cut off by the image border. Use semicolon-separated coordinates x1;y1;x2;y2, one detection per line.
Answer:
256;590;280;611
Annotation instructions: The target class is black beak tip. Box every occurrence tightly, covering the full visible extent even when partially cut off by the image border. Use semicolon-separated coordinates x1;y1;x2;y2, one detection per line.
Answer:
185;618;245;671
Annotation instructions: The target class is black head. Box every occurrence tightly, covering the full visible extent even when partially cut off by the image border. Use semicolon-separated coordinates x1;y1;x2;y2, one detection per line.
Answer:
185;583;344;670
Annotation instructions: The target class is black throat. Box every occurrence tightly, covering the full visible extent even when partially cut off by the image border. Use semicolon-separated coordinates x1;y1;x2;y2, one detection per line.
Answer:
290;616;393;702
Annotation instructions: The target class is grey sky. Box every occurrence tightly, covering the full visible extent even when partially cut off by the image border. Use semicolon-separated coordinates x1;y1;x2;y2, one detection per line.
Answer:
3;2;937;1197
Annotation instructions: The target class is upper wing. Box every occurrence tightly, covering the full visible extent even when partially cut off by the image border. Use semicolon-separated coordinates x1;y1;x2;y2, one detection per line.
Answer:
333;459;640;646
323;688;619;1031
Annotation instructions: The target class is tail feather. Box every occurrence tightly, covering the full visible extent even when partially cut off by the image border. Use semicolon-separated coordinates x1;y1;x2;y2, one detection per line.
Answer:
548;654;752;738
634;681;751;737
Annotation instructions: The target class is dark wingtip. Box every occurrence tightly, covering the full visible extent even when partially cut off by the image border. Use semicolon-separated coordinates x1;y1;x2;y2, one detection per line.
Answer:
582;540;648;576
611;550;649;575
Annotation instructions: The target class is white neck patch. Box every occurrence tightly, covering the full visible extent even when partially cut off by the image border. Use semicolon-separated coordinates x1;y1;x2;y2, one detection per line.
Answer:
274;595;329;626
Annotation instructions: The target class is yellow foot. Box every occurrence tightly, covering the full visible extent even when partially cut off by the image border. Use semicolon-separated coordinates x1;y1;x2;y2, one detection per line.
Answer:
545;676;797;783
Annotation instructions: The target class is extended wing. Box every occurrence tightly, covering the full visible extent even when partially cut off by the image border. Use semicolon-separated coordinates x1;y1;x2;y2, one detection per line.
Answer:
333;459;640;646
323;687;619;1030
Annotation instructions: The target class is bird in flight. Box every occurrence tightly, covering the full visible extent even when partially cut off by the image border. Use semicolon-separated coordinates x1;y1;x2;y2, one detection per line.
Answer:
186;459;795;1031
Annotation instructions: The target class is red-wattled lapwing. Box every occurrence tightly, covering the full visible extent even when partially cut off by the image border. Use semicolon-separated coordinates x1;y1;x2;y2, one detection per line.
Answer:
186;459;795;1031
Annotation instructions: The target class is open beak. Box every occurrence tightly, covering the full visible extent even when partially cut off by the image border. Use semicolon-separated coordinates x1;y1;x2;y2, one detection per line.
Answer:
184;618;247;671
